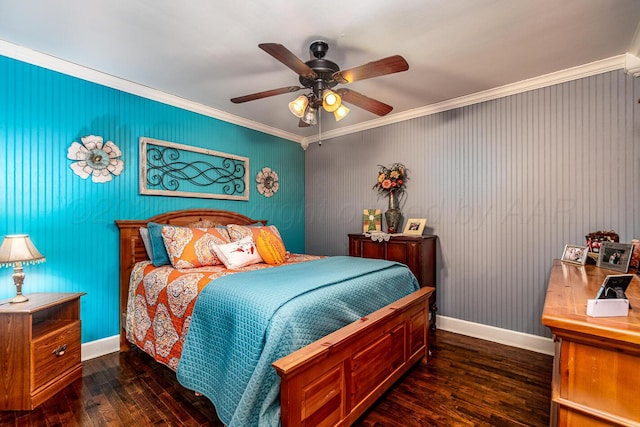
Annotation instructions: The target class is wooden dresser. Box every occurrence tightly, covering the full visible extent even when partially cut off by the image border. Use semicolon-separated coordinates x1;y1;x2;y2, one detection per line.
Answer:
0;292;84;410
542;260;640;426
348;234;437;325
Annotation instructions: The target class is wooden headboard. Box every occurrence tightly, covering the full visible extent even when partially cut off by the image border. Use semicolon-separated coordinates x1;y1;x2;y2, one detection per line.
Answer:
115;209;266;351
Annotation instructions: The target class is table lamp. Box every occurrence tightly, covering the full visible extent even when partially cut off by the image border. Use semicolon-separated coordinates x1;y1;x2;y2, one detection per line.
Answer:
0;235;46;303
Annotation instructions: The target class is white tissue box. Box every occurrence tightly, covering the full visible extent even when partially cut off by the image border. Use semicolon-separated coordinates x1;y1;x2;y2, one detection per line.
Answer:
586;299;629;317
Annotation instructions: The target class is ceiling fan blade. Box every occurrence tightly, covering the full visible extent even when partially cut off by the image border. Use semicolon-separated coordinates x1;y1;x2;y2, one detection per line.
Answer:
259;43;317;79
298;119;310;128
337;88;393;116
230;86;302;104
333;55;409;84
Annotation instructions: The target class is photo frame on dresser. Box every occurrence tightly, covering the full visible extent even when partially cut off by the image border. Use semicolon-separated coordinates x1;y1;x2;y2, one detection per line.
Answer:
596;242;634;273
402;218;427;235
595;274;634;300
560;244;588;265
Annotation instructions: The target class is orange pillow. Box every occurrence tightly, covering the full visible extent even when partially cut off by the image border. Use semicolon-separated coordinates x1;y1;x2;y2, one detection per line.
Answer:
161;226;230;268
255;228;287;265
227;224;288;265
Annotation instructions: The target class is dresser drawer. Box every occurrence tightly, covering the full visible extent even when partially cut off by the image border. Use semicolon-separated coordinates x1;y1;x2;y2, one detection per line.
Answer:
31;320;81;391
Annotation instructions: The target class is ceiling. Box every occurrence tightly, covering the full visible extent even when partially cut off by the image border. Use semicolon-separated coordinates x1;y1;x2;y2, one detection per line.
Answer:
1;0;639;143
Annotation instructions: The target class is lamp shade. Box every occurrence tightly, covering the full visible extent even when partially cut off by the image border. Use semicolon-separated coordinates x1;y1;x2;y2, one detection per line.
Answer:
334;104;350;121
322;90;341;112
288;95;309;118
301;105;318;125
0;235;46;267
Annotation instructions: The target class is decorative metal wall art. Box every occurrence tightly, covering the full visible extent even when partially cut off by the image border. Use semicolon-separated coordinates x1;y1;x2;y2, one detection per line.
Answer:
139;137;249;200
256;167;279;197
67;135;124;183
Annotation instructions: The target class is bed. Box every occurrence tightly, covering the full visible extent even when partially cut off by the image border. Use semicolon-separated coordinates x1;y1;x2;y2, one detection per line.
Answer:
116;209;433;427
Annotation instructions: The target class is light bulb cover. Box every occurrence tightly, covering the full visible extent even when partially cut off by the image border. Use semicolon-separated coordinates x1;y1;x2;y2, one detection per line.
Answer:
322;90;341;112
302;106;318;125
288;95;308;118
333;104;350;121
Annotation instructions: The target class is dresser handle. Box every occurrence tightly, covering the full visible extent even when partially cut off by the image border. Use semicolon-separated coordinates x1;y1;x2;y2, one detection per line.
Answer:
52;344;67;357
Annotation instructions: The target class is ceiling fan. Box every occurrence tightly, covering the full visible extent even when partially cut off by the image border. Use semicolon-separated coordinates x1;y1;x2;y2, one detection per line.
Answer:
230;41;409;127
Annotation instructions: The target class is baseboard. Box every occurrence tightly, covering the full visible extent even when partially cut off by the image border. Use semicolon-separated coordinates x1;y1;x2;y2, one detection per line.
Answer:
80;318;555;362
81;335;120;361
436;315;555;356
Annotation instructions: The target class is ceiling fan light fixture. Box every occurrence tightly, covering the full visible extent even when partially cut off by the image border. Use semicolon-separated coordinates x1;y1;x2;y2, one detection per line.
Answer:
232;42;409;126
288;95;308;118
333;104;350;121
302;105;318;125
322;90;341;112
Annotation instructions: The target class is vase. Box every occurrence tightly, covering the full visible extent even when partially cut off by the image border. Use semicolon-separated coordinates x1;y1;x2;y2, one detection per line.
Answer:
385;190;402;233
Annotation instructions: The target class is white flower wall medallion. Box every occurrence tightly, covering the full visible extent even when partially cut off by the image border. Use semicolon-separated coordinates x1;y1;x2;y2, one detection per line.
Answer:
67;135;124;183
256;167;279;197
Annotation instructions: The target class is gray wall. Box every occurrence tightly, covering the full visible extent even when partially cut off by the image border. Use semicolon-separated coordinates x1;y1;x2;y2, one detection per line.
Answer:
304;70;640;337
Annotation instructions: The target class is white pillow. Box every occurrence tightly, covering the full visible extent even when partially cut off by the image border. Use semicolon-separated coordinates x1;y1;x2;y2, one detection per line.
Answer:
139;227;153;259
212;236;262;269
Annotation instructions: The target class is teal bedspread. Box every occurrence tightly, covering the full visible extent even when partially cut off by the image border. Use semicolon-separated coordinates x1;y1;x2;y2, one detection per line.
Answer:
176;256;419;427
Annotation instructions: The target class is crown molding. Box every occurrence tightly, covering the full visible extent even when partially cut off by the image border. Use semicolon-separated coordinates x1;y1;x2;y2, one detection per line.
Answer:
0;39;305;145
1;39;627;147
306;54;627;144
625;52;640;77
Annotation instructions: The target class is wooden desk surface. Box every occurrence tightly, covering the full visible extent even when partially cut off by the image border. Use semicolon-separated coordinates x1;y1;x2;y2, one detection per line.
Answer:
542;259;640;349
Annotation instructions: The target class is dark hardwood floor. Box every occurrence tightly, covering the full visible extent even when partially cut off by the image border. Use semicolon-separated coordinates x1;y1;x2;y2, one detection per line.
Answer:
1;330;553;426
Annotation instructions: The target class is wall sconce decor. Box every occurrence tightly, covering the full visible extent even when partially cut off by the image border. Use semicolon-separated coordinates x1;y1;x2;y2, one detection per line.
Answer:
0;235;46;303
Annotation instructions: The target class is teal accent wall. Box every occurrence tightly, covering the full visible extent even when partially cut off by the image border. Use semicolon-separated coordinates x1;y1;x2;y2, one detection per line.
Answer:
0;55;305;342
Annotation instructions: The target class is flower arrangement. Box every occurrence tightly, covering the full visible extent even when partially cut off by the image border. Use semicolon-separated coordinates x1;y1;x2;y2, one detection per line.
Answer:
373;162;408;196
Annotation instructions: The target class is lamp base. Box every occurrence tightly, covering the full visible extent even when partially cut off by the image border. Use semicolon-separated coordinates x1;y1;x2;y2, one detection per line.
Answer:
10;265;29;303
10;293;29;304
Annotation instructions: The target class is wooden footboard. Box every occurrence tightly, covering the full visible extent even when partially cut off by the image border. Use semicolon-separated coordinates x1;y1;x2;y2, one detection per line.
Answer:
273;286;433;427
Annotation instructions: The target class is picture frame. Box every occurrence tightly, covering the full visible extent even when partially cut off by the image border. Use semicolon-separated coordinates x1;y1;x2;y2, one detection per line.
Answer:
363;209;381;233
596;242;634;273
402;218;427;236
560;244;588;265
595;274;634;300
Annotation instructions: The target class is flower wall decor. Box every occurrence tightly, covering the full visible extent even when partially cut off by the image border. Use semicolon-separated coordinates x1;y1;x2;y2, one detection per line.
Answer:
67;135;124;183
256;167;279;197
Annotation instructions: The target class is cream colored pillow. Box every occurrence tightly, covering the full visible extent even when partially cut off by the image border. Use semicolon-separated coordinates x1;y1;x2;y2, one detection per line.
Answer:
212;236;262;269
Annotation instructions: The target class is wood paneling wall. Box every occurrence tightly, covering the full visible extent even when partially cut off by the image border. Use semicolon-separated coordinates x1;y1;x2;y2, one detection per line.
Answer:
304;70;639;337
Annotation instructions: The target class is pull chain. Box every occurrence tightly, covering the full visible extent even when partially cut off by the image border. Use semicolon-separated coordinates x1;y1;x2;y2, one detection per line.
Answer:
318;109;322;147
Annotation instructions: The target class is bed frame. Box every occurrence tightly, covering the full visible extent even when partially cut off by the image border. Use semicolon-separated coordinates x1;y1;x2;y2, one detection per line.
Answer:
116;209;433;427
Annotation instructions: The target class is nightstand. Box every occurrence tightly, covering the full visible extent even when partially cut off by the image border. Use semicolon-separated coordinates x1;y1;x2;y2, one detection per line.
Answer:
0;292;85;410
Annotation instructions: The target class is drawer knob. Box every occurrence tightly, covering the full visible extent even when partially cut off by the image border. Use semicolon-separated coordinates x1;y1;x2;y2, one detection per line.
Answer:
52;344;67;357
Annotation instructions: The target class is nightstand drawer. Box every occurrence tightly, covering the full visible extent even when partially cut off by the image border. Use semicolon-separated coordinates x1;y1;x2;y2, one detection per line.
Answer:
31;320;81;391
